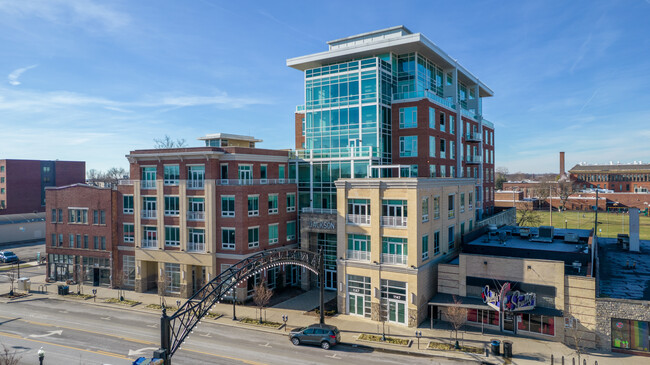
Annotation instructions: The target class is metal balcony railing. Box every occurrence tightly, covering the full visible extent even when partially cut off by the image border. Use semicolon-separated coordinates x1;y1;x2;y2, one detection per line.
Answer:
187;180;204;189
466;131;481;142
119;180;134;185
381;216;407;227
347;250;371;261
141;181;156;189
187;242;205;253
382;253;407;265
465;155;482;164
301;207;336;214
216;179;296;186
141;239;157;249
187;211;205;221
141;210;157;219
347;214;370;225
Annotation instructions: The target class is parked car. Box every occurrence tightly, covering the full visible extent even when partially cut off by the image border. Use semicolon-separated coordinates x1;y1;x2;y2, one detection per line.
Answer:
289;324;340;350
0;251;18;264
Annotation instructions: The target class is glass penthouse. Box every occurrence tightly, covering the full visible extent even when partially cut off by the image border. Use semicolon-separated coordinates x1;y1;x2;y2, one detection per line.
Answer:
287;26;496;290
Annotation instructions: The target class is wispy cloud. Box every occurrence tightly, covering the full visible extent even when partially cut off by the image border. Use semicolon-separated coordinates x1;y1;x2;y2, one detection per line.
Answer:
0;0;129;32
7;65;37;86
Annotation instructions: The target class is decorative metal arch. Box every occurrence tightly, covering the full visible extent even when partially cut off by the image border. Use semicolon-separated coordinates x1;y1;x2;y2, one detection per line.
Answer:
155;248;323;364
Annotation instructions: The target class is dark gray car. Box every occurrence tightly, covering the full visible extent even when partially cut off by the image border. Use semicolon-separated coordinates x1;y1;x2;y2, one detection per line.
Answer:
289;324;340;350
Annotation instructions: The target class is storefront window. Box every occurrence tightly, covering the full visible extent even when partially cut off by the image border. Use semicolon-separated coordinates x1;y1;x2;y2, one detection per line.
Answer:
517;313;554;336
612;318;650;352
466;309;499;326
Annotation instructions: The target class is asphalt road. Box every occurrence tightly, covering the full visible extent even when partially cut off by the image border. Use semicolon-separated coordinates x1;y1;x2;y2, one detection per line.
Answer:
0;298;474;365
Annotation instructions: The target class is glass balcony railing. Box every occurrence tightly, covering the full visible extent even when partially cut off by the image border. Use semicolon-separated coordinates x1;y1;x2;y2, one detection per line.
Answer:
141;239;157;249
347;214;370;225
461;108;478;121
392;90;456;110
187;211;205;221
381;216;407;227
347;250;371;261
465;131;481;142
296;105;305;112
187;241;205;253
141;210;157;219
465;155;482;164
301;207;337;214
141;181;156;189
216;179;296;186
482;118;494;129
291;146;377;160
382;253;407;265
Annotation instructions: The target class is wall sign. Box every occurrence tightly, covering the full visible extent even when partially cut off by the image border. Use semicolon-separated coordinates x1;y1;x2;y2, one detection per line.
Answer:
481;283;536;312
307;220;335;230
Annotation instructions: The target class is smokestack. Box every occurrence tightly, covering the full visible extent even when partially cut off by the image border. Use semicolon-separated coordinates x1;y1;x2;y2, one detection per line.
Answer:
559;152;566;177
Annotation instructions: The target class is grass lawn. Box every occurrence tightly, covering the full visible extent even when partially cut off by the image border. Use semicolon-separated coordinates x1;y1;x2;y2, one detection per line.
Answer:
517;210;650;240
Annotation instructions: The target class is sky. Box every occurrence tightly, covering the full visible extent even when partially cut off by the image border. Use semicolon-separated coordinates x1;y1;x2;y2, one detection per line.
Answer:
1;0;649;174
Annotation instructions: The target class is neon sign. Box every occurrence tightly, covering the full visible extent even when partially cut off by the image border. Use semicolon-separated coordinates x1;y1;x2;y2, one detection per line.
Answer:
481;283;536;312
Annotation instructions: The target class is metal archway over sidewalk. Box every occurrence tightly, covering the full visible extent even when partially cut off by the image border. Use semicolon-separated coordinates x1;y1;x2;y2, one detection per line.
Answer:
154;248;324;364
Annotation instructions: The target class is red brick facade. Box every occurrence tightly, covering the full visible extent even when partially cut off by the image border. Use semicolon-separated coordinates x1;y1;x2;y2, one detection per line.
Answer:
295;112;305;150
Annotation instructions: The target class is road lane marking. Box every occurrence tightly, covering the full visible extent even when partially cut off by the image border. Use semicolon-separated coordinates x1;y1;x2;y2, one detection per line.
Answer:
128;347;159;356
258;342;272;347
101;316;112;320
326;353;342;359
0;330;132;360
28;330;62;338
199;332;211;337
180;347;268;365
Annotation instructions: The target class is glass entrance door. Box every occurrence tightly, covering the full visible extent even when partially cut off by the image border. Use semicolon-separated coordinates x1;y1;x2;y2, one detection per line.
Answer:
388;300;406;324
349;293;364;316
503;311;515;332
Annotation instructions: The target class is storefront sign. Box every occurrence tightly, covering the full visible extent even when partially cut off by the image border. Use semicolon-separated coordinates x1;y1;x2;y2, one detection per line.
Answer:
482;283;536;312
307;220;335;230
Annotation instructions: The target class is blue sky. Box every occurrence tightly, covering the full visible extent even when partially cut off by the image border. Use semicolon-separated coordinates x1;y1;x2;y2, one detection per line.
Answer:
1;0;649;174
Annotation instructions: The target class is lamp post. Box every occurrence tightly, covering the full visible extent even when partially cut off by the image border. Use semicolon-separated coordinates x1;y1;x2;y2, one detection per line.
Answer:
565;219;568;229
415;331;422;349
282;315;289;331
38;347;44;365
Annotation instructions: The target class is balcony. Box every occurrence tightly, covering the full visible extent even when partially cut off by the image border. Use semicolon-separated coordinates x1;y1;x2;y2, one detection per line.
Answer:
461;108;478;121
465;155;482;164
141;239;157;249
216;179;296;186
301;207;337;214
187;242;205;253
141;180;156;189
482;118;494;129
381;216;407;227
347;214;370;225
466;131;481;142
187;180;204;189
141;210;157;219
119;180;134;185
392;90;456;111
382;253;407;265
187;211;205;221
347;250;371;261
296;105;305;112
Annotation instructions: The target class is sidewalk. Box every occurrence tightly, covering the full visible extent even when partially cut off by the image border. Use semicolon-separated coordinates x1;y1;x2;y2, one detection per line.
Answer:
0;268;641;365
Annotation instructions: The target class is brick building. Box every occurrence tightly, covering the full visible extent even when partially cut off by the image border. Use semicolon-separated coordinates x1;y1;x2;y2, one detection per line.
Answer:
45;184;123;287
0;159;85;215
569;163;650;193
119;133;298;299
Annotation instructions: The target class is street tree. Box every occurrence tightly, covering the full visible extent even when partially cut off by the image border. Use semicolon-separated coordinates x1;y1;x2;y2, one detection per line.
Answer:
0;344;20;365
447;295;467;349
558;180;576;211
4;269;16;296
253;283;273;323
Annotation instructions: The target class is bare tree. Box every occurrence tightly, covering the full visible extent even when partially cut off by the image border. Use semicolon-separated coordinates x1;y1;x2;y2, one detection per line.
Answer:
0;344;21;365
113;271;125;301
154;135;187;149
252;283;273;323
158;268;169;308
567;317;589;365
495;167;509;190
517;201;542;227
74;264;84;294
446;296;467;349
558;181;576;212
86;167;129;187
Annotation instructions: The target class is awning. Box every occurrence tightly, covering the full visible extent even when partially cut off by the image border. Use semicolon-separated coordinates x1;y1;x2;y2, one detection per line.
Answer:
428;293;564;317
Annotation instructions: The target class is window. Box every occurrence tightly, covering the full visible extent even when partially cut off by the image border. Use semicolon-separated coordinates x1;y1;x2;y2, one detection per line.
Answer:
422;234;429;260
165;263;181;294
439;138;446;159
439;112;445;132
448;194;455;218
164;165;180;185
421;197;429;222
0;166;3;172
449;115;455;134
279;165;286;180
141;167;156;189
51;209;56;223
93;210;99;224
142;226;157;248
188;228;205;252
287;221;296;241
399;136;418;157
248;227;259;248
222;228;236;249
58;234;63;246
382;200;407;227
460;193;465;212
100;210;106;225
101;237;106;250
286;193;296;212
142;197;157;219
123;224;135;243
221;196;235;217
429;136;435;157
268;194;278;214
248;195;259;216
450;140;455;160
347;234;371;261
461;222;465;235
93;236;99;250
519;313;555;336
268;224;278;244
165;226;180;247
188;197;205;220
51;234;56;247
347;199;370;225
68;208;88;224
220;164;228;180
433;196;440;219
448;226;455;250
429;107;436;129
164;196;180;216
260;165;267;181
399;107;417;128
187;165;205;189
429;165;436;178
434;231;440;255
123;195;134;214
58;209;62;222
382;237;408;265
238;164;253;184
83;235;88;249
69;234;74;248
468;192;473;210
440;165;446;177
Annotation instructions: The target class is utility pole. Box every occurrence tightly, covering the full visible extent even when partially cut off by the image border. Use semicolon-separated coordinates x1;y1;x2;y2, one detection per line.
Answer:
549;185;553;226
594;189;599;236
319;249;325;325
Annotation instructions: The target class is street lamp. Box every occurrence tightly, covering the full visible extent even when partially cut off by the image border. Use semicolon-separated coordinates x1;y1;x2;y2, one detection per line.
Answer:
565;219;568;229
415;331;422;349
38;347;44;365
282;315;289;331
